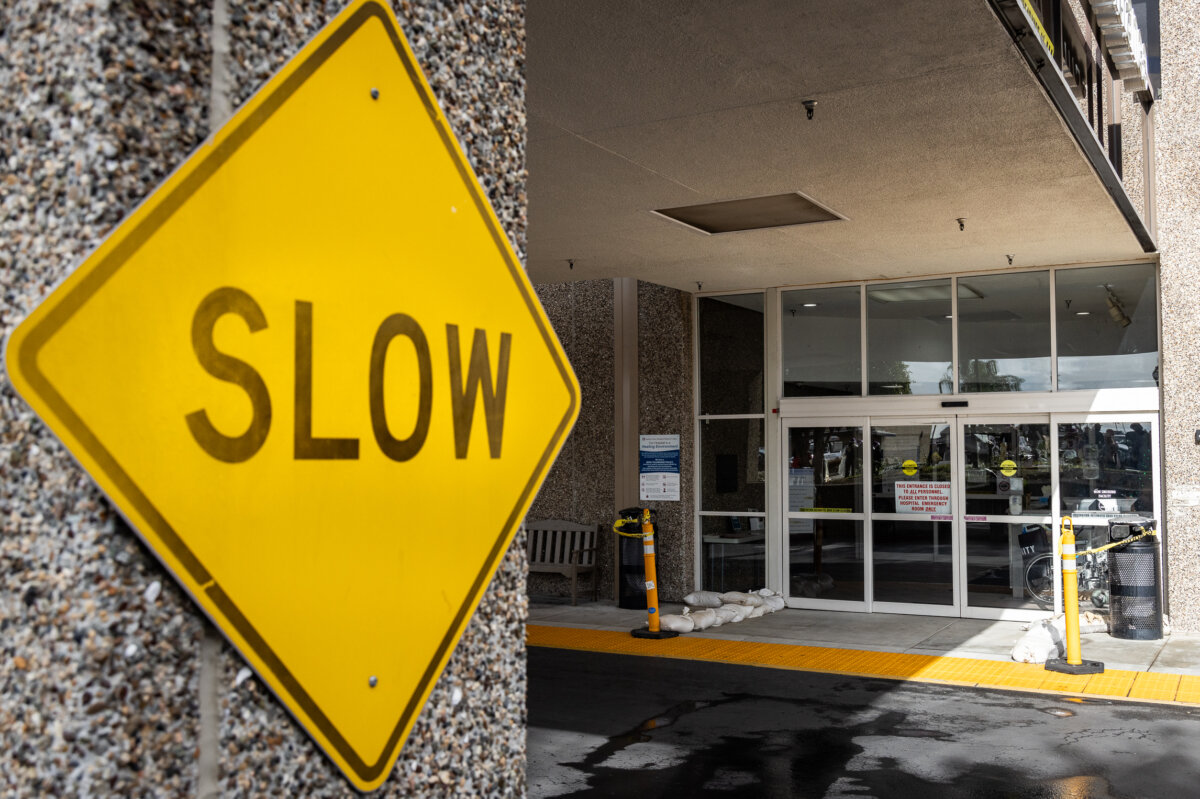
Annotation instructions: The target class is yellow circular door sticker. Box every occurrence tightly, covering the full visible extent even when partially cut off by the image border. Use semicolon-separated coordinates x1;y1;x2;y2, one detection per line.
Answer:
902;459;918;476
1000;459;1017;477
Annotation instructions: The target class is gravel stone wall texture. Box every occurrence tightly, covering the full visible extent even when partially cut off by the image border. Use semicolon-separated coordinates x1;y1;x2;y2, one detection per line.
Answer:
637;282;694;603
2;2;215;796
528;280;615;599
3;0;529;795
1156;0;1200;633
221;1;529;795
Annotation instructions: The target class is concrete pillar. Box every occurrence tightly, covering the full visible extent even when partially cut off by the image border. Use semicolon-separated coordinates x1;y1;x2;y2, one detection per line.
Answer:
1157;1;1200;632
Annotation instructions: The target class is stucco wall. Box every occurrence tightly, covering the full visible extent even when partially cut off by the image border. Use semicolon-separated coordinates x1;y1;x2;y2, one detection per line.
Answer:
1;1;528;795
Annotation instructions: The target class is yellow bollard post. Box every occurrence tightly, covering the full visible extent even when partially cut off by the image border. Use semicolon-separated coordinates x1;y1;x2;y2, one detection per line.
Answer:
632;508;678;639
1046;516;1104;675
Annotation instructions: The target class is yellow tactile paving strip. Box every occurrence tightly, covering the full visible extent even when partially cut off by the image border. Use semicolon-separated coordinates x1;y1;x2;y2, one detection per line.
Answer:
527;625;1199;707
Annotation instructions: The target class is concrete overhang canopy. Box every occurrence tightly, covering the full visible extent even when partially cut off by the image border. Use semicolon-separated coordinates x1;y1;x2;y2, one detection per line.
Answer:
527;0;1152;292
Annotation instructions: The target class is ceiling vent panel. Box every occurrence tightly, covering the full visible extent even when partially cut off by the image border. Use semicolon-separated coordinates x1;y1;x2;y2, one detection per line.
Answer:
653;191;844;234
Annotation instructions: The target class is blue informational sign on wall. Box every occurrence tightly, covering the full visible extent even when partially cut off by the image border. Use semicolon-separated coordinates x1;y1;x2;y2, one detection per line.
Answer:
640;435;680;501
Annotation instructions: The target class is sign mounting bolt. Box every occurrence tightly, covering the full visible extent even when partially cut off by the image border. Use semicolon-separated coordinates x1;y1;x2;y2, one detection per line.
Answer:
370;88;380;100
369;675;378;688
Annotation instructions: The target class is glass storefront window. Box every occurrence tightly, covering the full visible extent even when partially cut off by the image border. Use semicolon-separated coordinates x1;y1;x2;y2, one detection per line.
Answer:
1056;264;1158;390
702;515;765;593
786;426;864;513
782;286;861;396
698;294;764;414
871;424;953;513
1058;421;1155;522
963;423;1052;516
788;519;864;602
957;272;1051;392
867;279;952;395
965;521;1051;611
700;418;766;513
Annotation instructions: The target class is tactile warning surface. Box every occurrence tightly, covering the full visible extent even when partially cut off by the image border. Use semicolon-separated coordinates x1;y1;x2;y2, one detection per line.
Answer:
527;625;1198;706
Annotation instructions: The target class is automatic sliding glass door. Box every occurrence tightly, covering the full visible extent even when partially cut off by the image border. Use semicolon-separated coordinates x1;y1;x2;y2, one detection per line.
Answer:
870;419;957;614
959;418;1053;618
783;421;867;610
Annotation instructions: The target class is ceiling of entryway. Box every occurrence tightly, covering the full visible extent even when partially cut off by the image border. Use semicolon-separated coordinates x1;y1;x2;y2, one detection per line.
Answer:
526;0;1151;292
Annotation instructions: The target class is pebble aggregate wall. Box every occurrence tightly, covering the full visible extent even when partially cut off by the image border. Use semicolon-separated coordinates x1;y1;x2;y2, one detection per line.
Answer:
528;281;615;598
3;0;528;795
637;282;694;602
2;3;214;795
1157;0;1200;633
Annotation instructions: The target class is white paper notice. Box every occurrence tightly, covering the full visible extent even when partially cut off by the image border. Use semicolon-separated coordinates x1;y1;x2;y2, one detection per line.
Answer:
895;481;952;514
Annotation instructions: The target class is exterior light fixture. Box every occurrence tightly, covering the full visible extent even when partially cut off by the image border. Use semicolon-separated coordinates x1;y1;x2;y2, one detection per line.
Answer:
1105;285;1132;327
1075;311;1091;316
802;303;818;307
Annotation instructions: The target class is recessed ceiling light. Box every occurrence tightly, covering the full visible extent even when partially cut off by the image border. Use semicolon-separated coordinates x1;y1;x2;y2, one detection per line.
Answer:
803;303;818;308
1075;311;1091;316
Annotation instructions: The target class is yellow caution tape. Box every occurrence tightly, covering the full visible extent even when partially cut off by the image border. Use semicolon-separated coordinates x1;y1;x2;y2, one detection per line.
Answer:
1077;526;1158;556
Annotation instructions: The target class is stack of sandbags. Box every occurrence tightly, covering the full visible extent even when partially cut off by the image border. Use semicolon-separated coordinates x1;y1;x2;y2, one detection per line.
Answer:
661;588;787;633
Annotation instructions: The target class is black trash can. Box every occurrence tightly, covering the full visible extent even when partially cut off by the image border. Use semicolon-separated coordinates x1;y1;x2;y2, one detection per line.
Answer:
616;507;647;610
1109;535;1163;640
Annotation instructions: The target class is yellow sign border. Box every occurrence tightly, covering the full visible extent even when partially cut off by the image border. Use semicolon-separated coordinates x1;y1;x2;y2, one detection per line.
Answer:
5;0;578;790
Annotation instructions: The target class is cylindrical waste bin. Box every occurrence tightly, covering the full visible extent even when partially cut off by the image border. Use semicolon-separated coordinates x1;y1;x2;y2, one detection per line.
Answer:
1109;535;1163;640
616;507;647;610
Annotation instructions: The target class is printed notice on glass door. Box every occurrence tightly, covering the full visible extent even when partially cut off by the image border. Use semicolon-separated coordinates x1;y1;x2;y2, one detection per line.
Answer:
895;481;951;514
640;435;680;501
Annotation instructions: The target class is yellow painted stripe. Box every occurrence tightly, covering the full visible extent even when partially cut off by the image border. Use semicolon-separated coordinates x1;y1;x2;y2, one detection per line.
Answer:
528;625;1195;706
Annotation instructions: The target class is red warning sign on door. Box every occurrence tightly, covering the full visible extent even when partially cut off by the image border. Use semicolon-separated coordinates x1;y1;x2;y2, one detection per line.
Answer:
895;482;952;514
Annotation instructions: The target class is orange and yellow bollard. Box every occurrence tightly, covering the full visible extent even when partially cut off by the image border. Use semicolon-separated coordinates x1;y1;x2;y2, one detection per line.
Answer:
1045;516;1104;675
631;508;677;639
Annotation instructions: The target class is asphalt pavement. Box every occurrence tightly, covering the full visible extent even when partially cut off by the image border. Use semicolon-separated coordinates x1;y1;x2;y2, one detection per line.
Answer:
528;646;1200;798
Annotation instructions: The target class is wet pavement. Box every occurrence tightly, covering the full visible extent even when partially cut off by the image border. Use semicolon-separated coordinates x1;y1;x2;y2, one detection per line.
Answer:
529;647;1200;798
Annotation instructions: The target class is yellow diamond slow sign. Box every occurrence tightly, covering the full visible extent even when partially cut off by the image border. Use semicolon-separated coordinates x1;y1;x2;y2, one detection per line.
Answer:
4;1;578;791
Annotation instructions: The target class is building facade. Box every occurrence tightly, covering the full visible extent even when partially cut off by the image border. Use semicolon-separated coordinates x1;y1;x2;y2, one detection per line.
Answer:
527;0;1200;631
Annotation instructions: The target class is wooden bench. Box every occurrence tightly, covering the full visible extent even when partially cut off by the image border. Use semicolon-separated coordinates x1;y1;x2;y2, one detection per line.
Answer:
526;519;599;605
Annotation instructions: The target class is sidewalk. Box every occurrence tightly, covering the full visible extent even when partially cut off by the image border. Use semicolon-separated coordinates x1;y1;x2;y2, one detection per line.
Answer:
528;599;1200;704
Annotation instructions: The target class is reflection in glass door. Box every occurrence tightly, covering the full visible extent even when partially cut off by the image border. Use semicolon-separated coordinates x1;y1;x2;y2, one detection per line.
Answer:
960;419;1053;616
784;422;866;609
870;421;957;613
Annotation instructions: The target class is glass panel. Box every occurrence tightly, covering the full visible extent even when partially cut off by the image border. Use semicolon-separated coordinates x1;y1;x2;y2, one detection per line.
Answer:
700;419;766;512
957;272;1051;392
871;424;953;514
788;519;864;602
787;426;864;513
963;423;1052;516
867;279;952;395
701;515;765;593
782;286;861;397
872;519;954;605
966;521;1053;610
1056;264;1158;390
1058;421;1155;522
698;294;764;414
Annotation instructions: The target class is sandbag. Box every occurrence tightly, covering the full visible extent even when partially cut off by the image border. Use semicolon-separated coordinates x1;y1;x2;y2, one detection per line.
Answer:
711;607;738;626
683;590;724;609
747;605;767;618
721;603;751;622
659;613;694;633
763;595;786;612
1011;622;1060;663
755;588;776;597
720;591;764;607
690;608;718;631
